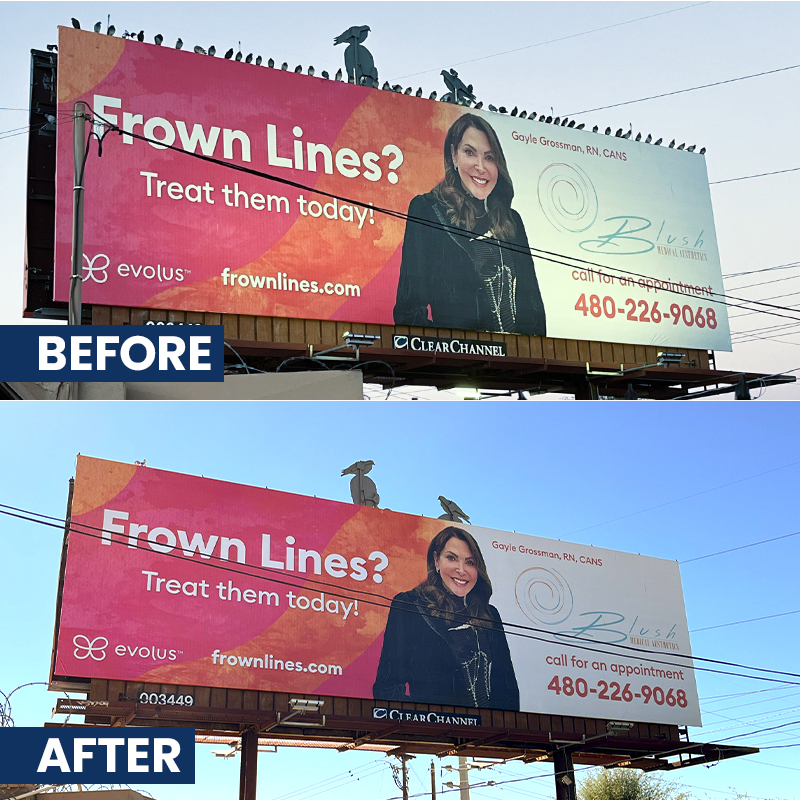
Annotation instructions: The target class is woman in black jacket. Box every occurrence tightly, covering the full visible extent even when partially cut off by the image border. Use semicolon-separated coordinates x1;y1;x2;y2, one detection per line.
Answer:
373;526;519;710
393;114;546;336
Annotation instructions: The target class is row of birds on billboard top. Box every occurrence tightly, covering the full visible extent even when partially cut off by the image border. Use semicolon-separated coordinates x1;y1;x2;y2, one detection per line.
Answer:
58;18;705;155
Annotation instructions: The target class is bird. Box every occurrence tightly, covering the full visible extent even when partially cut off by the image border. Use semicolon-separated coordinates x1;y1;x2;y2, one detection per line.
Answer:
511;106;518;116
268;58;275;68
441;68;477;106
294;64;303;73
499;106;508;114
677;142;685;150
561;118;569;126
107;25;115;36
488;104;498;112
46;44;58;52
404;86;412;95
645;133;652;144
341;461;380;508
686;144;696;152
71;18;80;29
335;68;342;80
544;116;552;124
208;45;216;56
154;34;163;46
245;53;253;63
604;127;611;135
321;69;329;78
175;38;183;49
615;128;623;137
255;55;262;65
576;123;585;130
194;46;207;55
592;125;599;133
235;51;243;61
382;81;391;90
135;460;147;467
437;496;470;524
529;112;537;120
654;137;662;146
392;84;403;93
334;26;378;86
668;139;675;148
519;110;527;119
307;66;315;76
553;117;561;125
699;146;706;155
137;30;144;42
568;119;576;128
94;21;102;33
474;101;484;110
429;91;438;100
634;132;641;142
224;48;233;59
415;87;423;97
622;129;632;139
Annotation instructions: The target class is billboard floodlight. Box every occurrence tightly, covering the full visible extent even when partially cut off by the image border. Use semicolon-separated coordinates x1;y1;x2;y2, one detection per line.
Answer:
657;352;686;366
289;698;325;712
606;721;635;735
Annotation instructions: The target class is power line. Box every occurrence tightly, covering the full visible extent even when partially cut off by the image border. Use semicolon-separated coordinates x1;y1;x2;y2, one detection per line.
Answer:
691;609;800;633
568;62;800;115
710;166;800;185
3;501;800;686
399;2;709;79
723;261;800;280
681;529;800;563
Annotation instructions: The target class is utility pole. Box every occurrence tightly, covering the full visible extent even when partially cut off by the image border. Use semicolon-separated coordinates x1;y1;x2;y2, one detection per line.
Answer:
393;753;415;800
458;758;471;800
553;749;577;800
430;760;436;800
69;101;89;327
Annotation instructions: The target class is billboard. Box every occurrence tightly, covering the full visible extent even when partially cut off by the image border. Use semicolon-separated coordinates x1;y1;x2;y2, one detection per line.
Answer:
54;28;730;351
54;456;701;726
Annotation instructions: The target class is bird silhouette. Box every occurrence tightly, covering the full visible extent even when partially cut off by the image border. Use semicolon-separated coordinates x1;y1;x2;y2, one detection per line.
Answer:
686;144;696;152
175;38;183;49
415;87;423;97
235;51;243;61
403;86;412;95
499;106;508;114
437;496;470;524
429;91;438;100
194;46;207;55
256;55;263;66
71;18;80;29
645;133;652;143
334;67;342;80
510;106;518;116
208;45;216;56
654;137;663;146
604;126;611;135
668;139;676;148
334;25;378;87
281;62;289;71
307;66;315;76
94;21;102;33
382;81;391;91
268;58;275;68
575;122;585;130
154;34;163;46
544;115;553;124
634;132;642;141
488;104;497;112
294;64;303;73
699;147;706;155
615;128;623;137
224;48;233;59
553;116;561;125
519;110;527;118
137;30;144;42
391;84;403;93
561;118;569;126
441;68;477;105
592;125;599;133
245;53;253;63
568;119;576;128
341;461;380;508
677;142;685;150
107;25;115;36
321;69;329;78
474;100;483;110
622;129;632;139
529;112;537;120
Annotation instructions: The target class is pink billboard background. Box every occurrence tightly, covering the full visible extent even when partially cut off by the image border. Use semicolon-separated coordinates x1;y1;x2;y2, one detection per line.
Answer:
54;456;441;695
54;27;461;322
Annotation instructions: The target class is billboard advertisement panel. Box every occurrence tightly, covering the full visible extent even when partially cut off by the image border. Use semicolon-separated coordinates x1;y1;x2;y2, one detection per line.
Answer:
54;28;730;351
54;456;701;726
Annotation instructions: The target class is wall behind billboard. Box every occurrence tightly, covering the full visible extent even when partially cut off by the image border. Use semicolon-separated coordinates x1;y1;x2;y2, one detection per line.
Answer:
54;28;731;351
54;457;701;726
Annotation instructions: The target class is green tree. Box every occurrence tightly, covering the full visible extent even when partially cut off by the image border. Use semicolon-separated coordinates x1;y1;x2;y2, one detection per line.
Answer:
578;768;693;800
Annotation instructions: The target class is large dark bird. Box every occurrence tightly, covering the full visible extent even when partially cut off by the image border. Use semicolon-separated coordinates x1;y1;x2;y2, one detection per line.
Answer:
334;25;378;86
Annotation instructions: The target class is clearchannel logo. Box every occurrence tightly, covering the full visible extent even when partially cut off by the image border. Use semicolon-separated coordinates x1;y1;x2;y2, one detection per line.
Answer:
72;634;181;664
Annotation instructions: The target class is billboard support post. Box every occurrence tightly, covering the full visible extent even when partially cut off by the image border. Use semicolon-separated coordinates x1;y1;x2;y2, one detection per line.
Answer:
238;727;259;800
68;101;88;327
553;749;577;800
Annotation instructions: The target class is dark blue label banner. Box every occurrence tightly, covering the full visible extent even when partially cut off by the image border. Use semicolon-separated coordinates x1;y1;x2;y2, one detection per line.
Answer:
0;325;224;382
0;727;196;783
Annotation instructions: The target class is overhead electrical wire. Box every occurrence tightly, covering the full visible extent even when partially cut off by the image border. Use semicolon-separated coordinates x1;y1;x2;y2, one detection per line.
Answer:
691;608;800;633
2;501;800;687
710;166;800;185
567;62;800;116
681;529;800;563
83;109;800;328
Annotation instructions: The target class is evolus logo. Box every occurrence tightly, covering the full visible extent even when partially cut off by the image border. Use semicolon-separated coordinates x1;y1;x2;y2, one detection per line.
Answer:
73;635;109;661
71;633;181;664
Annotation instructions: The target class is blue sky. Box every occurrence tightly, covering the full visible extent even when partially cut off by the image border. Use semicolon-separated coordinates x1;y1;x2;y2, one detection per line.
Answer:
1;401;799;798
1;2;800;398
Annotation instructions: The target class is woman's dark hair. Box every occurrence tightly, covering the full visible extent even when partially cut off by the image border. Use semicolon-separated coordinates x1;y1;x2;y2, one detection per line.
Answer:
431;113;517;239
415;526;494;626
